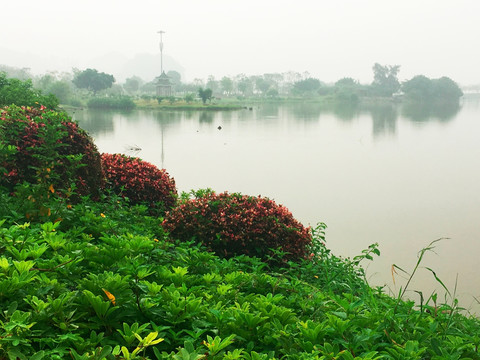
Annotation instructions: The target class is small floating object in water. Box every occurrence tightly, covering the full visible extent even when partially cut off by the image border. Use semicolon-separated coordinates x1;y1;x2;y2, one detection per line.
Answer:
125;144;142;152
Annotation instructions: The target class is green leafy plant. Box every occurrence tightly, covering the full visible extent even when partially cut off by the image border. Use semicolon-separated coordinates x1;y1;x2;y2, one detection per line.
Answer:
0;72;58;109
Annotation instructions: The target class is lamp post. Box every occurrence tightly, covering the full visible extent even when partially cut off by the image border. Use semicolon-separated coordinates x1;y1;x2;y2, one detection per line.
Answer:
157;30;165;74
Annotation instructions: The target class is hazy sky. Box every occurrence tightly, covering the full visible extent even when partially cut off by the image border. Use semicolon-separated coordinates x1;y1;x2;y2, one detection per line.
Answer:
2;0;479;84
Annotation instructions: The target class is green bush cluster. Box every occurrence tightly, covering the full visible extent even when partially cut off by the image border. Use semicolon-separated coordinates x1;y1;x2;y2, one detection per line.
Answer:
0;72;59;109
87;96;136;110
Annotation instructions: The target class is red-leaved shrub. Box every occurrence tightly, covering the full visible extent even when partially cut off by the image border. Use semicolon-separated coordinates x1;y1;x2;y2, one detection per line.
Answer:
101;153;177;212
0;105;104;197
162;190;312;263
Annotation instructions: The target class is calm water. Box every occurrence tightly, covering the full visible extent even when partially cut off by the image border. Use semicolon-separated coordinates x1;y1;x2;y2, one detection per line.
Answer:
72;98;480;312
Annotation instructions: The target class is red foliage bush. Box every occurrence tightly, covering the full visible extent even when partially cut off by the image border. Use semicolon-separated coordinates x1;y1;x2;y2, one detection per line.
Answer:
162;190;312;263
0;105;104;197
101;153;177;212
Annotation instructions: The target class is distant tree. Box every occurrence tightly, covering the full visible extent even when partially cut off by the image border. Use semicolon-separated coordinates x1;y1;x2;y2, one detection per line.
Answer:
123;76;142;94
283;71;303;85
335;77;358;87
0;65;32;80
432;76;463;101
401;75;433;101
36;73;56;91
292;78;321;95
266;88;279;98
371;63;401;97
264;73;283;89
105;84;124;96
73;68;115;95
140;81;156;94
255;77;271;95
184;93;195;103
0;72;58;108
167;70;182;87
206;75;219;94
198;88;213;104
193;78;205;88
237;75;253;96
402;75;463;103
220;76;234;95
46;80;73;104
334;77;361;102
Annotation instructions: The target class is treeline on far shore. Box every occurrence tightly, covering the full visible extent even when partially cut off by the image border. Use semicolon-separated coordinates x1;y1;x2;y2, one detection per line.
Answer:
0;63;464;110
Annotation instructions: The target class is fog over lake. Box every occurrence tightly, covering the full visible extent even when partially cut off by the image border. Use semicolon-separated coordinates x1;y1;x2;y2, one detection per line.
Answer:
72;97;480;312
2;1;480;86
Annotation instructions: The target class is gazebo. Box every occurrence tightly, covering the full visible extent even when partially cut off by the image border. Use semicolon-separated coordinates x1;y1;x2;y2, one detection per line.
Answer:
155;71;173;97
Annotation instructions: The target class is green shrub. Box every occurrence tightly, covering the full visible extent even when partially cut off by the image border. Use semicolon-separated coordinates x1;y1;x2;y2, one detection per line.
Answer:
101;153;177;213
87;96;135;109
162;190;312;263
0;105;104;198
0;72;59;109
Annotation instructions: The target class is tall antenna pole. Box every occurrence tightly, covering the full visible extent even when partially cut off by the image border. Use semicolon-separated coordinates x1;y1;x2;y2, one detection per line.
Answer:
157;30;165;73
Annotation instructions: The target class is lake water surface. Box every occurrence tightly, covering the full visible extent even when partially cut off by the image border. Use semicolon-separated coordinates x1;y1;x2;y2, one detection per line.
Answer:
72;98;480;313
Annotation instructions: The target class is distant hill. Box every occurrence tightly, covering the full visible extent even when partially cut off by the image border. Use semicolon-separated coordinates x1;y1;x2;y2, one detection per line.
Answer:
117;53;185;83
87;52;185;83
0;47;185;83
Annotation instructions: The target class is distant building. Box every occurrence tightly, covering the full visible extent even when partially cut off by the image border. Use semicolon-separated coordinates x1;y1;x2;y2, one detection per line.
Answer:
155;71;173;96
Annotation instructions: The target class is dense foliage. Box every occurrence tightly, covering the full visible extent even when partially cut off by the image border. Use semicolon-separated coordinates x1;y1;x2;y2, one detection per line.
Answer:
1;64;467;109
198;88;213;104
0;105;104;199
73;68;116;95
163;190;312;263
101;153;177;213
371;63;401;97
292;78;322;96
0;193;479;359
87;96;136;110
402;75;464;103
0;72;58;109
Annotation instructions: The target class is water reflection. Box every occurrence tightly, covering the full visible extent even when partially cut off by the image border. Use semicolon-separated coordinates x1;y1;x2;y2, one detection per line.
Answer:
285;102;323;120
369;104;398;137
402;101;461;122
220;110;234;123
199;111;215;123
150;110;185;123
257;103;280;119
72;109;116;136
331;102;361;121
72;101;462;142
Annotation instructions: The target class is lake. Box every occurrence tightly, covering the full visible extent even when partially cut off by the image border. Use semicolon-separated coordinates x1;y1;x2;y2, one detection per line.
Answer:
72;98;480;313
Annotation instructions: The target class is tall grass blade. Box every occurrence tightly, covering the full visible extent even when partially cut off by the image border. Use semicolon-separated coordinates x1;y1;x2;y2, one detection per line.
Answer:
393;238;448;313
424;267;450;297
